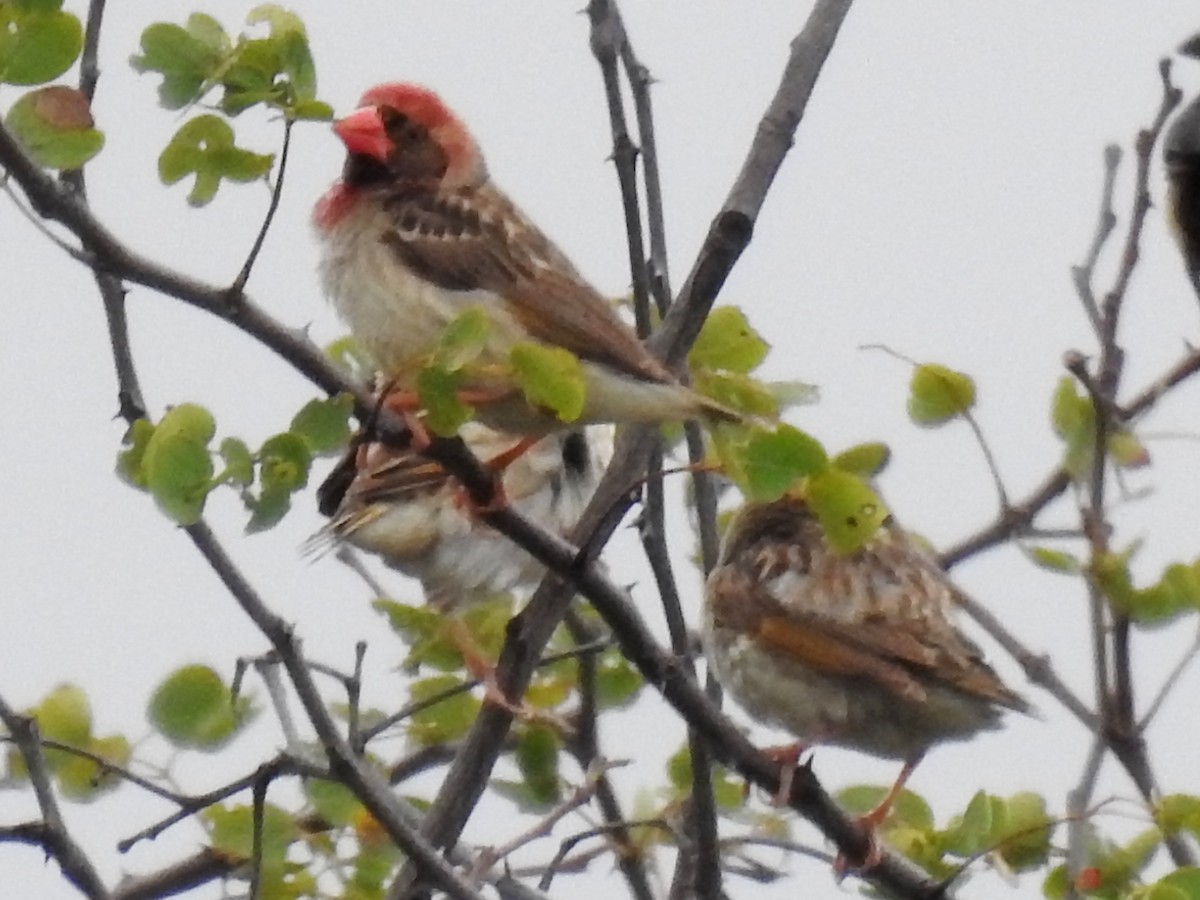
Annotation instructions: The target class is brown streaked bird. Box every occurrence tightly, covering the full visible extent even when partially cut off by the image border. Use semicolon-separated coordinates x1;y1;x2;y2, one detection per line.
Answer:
313;82;740;434
314;418;611;613
703;491;1029;864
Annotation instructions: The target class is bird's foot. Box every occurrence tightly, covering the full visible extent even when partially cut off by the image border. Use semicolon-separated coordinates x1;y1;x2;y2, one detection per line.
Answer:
759;741;807;806
832;756;920;874
445;617;570;733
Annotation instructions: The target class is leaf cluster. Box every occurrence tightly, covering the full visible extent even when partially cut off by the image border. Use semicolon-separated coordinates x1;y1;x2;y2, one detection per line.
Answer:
116;395;353;530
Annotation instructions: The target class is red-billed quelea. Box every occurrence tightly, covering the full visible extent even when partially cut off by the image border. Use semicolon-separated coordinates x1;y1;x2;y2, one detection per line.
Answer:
313;82;738;433
703;491;1029;864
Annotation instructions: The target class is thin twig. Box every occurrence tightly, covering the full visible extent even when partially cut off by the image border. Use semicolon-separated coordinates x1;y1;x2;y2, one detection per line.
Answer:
720;833;835;867
118;753;323;852
951;588;1096;731
587;0;652;336
230;119;293;297
1070;145;1121;336
1137;622;1200;731
562;611;656;900
538;819;673;892
471;759;627;882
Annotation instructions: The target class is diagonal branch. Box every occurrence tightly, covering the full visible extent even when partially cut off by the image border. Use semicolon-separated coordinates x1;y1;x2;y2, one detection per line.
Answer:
653;0;857;368
0;694;108;899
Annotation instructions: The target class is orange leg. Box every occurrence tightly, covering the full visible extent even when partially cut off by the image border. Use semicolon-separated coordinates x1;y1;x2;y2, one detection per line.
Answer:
442;616;571;733
379;390;431;451
449;437;541;516
483;436;540;473
834;753;923;874
760;742;807;807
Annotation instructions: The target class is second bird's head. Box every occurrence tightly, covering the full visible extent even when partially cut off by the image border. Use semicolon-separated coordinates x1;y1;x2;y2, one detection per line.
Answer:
332;82;486;189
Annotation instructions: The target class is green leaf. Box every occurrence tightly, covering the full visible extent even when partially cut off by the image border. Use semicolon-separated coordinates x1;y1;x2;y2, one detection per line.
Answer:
514;724;560;808
136;404;217;523
525;658;575;710
1099;827;1162;889
996;792;1052;870
594;649;642;708
4;85;103;168
1050;376;1095;478
434;306;491;371
290;98;333;121
837;785;932;830
0;7;82;85
350;840;402;890
908;362;976;426
217;437;254;486
245;4;315;101
205;803;298;873
688;306;769;374
832;442;891;478
1026;545;1082;574
1042;864;1070;900
1133;562;1200;626
116;418;155;489
289;395;353;455
692;370;781;417
407;675;480;745
148;664;253;749
325;335;374;381
666;744;693;794
149;403;217;449
29;684;92;769
304;779;362;828
767;379;820;411
1108;428;1150;469
418;365;472;437
130;15;230;108
807;468;888;555
1157;795;1200;838
711;766;746;811
258;432;311;492
942;791;993;856
56;734;129;801
145;434;214;525
373;600;468;672
1144;883;1191;900
737;424;828;500
1154;868;1200;900
510;342;586;423
245;481;291;533
158;114;273;206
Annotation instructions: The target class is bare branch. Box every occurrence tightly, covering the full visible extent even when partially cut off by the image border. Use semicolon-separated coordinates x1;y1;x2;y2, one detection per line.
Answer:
1138;622;1200;731
471;759;628;882
112;848;238;900
1070;145;1121;336
229;120;293;297
653;0;857;367
538;819;673;892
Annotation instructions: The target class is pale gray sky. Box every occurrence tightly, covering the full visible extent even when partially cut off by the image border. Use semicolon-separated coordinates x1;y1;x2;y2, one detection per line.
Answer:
3;3;1200;897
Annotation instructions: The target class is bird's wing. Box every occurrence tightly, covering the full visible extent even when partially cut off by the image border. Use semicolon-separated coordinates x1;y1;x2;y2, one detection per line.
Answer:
379;184;673;383
757;612;1027;712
